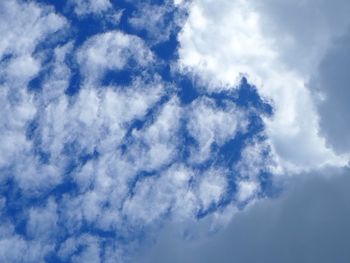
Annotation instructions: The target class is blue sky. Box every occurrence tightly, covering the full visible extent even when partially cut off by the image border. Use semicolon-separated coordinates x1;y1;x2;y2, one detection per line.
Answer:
0;0;350;262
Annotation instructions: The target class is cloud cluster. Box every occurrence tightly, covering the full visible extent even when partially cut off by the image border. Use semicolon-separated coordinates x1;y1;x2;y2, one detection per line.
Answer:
0;1;278;262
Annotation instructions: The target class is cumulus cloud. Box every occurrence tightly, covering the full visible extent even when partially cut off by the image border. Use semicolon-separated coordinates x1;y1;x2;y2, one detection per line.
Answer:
178;0;350;172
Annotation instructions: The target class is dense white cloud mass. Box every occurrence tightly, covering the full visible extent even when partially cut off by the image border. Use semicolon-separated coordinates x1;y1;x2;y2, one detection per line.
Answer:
178;0;350;172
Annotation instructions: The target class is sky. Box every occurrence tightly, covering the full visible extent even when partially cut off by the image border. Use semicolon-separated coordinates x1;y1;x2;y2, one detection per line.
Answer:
0;0;349;262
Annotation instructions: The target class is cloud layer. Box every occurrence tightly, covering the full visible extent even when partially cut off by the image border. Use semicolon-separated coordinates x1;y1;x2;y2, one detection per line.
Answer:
0;1;279;261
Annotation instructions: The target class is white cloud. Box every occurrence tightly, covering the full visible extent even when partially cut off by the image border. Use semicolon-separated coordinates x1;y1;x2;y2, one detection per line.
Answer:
0;222;54;263
187;97;248;163
122;164;196;225
128;1;186;44
58;234;101;263
125;97;182;171
178;0;350;172
0;0;67;190
77;31;153;85
26;199;58;240
173;0;185;6
196;167;228;210
236;180;259;203
0;1;66;59
48;81;165;230
236;139;276;179
71;236;101;263
234;137;283;203
0;87;35;170
69;0;112;16
40;42;73;103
